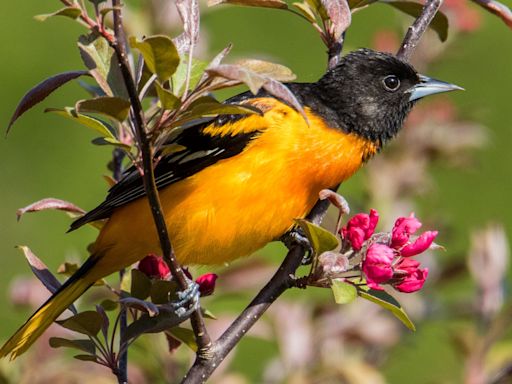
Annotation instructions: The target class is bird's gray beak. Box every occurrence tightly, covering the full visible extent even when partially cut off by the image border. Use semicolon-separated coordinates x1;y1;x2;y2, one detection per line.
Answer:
408;74;464;102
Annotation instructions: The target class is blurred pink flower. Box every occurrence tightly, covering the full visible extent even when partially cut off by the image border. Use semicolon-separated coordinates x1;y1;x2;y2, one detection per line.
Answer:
341;209;379;250
443;0;482;32
362;243;395;284
393;258;429;293
390;213;422;249
401;231;438;257
138;254;171;280
196;273;218;296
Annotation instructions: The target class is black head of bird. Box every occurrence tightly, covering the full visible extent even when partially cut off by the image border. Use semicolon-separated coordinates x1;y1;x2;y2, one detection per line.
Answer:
313;48;463;145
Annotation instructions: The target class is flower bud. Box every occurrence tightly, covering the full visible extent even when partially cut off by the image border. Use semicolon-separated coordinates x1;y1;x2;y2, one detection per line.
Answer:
341;209;379;250
138;254;171;280
393;258;429;293
196;273;218;296
362;243;395;284
390;213;422;249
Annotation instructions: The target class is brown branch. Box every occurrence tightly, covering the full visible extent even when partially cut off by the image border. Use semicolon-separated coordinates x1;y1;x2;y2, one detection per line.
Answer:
181;198;331;384
109;0;211;357
396;0;444;61
471;0;512;29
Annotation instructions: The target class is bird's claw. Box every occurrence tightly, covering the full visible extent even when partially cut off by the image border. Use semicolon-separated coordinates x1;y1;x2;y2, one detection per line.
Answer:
280;228;313;265
171;279;200;317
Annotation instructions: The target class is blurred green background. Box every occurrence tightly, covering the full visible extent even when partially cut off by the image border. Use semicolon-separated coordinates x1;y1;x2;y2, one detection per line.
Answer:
0;1;511;383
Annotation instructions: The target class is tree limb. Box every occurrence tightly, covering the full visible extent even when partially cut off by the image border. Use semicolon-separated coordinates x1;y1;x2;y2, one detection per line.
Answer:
396;0;444;61
110;0;211;357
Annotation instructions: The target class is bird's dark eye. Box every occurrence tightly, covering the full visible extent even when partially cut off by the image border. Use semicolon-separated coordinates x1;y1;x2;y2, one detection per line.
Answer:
383;75;400;91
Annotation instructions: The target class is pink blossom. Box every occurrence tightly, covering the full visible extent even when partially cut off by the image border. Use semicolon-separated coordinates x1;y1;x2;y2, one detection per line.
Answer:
362;243;395;284
393;258;429;293
390;213;422;249
196;273;218;296
400;231;438;257
138;254;171;279
342;209;379;250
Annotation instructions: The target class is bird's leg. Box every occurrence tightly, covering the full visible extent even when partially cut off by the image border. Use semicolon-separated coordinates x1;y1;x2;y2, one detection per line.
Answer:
280;227;313;265
170;278;200;317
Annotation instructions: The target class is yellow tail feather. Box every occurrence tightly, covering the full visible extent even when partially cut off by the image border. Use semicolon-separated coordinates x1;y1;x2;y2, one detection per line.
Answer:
0;277;91;360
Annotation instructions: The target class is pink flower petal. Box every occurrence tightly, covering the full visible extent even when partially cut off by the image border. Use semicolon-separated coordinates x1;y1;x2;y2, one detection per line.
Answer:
400;231;438;257
395;268;429;293
391;213;422;248
362;243;395;284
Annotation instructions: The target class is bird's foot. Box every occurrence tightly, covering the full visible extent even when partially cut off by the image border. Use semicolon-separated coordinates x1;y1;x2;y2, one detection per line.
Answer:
171;279;200;318
280;228;313;265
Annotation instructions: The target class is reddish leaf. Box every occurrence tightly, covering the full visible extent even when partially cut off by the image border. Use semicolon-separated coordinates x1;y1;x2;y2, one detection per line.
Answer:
16;246;61;295
321;0;351;40
176;0;200;48
165;332;183;353
120;297;160;317
17;198;85;222
7;71;88;133
56;311;103;336
207;64;307;122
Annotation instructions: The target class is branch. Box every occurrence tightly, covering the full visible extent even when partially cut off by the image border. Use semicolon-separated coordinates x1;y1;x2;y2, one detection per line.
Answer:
396;0;444;61
181;197;331;383
110;0;211;354
471;0;512;29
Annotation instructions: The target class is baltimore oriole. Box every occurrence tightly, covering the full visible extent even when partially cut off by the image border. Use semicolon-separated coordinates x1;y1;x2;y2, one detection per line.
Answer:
1;49;461;359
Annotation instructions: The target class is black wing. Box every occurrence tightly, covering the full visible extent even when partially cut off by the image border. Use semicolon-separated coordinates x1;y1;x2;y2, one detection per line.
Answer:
68;112;260;232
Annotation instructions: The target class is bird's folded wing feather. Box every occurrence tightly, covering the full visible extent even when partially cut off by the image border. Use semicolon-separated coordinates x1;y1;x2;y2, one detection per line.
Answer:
68;96;270;231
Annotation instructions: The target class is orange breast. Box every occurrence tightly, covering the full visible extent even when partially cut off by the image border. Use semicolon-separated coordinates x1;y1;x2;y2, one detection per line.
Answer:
93;102;377;272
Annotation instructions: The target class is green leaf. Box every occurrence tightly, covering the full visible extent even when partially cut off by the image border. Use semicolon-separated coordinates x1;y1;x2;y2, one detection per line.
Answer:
78;33;127;98
57;262;79;277
295;219;339;255
166;327;198;352
99;299;119;311
155;83;181;110
348;0;377;9
45;107;116;139
56;311;103;337
49;337;96;354
305;0;328;19
150;280;179;304
34;7;82;22
202;308;217;320
171;56;208;96
208;0;288;9
384;1;449;41
292;2;318;23
359;289;416;331
129;35;180;82
91;137;132;150
131;269;152;300
76;96;131;122
235;59;296;82
331;279;357;304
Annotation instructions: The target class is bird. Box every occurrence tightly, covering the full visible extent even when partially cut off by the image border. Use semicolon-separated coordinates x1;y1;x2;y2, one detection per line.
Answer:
0;48;462;359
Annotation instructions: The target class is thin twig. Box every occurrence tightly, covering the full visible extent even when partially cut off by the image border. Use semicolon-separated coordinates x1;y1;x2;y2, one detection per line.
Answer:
396;0;444;61
470;0;512;29
110;0;211;359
